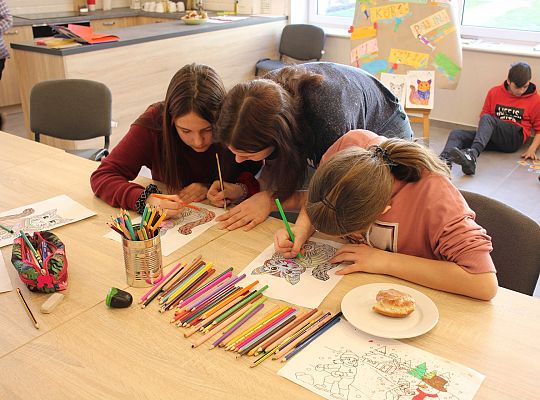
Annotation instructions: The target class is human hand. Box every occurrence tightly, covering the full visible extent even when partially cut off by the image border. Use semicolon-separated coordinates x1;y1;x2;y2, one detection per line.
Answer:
331;244;390;275
521;147;539;160
216;191;272;231
207;181;244;207
178;183;208;204
274;225;312;258
146;194;185;217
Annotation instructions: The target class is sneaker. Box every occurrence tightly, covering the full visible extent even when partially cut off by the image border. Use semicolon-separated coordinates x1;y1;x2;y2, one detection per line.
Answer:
449;147;476;175
439;151;453;169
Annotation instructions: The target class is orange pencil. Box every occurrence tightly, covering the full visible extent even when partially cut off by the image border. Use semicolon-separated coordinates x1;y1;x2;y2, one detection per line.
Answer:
151;193;201;211
199;280;259;320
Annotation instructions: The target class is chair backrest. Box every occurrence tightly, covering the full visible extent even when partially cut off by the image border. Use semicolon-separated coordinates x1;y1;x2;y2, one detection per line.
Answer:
30;79;112;143
279;24;326;61
460;190;540;295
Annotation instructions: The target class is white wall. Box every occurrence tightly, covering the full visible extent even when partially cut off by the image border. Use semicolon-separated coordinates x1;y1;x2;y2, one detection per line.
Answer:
6;0;130;14
320;35;540;126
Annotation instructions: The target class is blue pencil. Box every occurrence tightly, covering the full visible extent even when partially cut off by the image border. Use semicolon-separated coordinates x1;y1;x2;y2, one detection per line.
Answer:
282;316;341;362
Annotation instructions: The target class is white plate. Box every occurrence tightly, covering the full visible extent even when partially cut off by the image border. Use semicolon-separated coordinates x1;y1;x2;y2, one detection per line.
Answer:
341;283;439;339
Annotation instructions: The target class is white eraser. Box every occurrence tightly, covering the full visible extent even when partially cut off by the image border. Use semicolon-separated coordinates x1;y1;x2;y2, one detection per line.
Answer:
40;293;64;314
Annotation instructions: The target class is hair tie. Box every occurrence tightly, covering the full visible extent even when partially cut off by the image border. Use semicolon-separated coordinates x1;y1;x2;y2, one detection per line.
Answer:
321;197;336;211
371;145;397;167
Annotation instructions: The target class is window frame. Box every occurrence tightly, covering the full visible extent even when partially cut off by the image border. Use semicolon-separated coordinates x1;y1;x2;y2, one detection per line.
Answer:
307;0;540;44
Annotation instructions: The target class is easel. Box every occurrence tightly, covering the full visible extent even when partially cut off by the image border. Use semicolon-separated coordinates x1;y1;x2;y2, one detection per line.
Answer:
405;107;430;140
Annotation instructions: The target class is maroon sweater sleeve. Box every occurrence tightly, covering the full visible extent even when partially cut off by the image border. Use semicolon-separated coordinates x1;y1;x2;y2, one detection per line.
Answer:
90;111;161;210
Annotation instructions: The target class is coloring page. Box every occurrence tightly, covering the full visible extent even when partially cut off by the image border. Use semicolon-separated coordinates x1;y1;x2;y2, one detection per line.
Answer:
104;202;225;256
279;320;484;400
406;70;435;109
240;237;344;308
380;73;408;106
0;195;96;247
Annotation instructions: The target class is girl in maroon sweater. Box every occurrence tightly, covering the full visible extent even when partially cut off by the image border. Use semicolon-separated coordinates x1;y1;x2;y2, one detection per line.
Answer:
90;64;260;216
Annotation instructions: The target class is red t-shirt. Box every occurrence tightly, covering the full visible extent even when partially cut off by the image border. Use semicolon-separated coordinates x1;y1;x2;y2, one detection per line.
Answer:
321;130;496;274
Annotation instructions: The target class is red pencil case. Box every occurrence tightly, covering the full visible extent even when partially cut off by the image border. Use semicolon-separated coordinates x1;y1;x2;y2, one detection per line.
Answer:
11;231;68;293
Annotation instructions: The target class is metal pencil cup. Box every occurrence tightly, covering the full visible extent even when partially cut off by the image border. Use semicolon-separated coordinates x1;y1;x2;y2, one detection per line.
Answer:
122;232;163;287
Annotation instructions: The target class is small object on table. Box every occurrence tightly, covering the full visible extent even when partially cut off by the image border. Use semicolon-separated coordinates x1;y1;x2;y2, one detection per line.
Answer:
106;287;133;308
40;292;65;314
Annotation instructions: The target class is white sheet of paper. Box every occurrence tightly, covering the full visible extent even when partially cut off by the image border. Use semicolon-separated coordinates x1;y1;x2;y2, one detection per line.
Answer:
0;195;96;248
104;203;225;256
0;253;13;293
278;320;485;400
240;237;344;308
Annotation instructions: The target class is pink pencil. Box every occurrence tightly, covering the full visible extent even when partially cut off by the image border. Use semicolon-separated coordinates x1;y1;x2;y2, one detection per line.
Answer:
177;271;233;310
186;274;246;311
138;262;183;303
234;307;296;351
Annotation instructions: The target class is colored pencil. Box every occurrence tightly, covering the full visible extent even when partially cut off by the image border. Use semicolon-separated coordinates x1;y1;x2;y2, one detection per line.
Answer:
215;153;226;211
250;345;279;368
247;314;298;357
211;303;265;348
190;304;249;348
16;288;39;329
258;308;318;353
232;307;295;351
206;285;269;328
262;309;323;353
273;313;332;360
224;305;282;349
19;230;43;268
200;293;264;333
177;269;233;310
282;316;342;362
274;198;303;258
161;268;215;312
200;280;259;320
236;309;297;354
140;263;186;308
180;287;242;326
0;223;14;234
161;262;212;304
150;194;201;211
186;273;245;312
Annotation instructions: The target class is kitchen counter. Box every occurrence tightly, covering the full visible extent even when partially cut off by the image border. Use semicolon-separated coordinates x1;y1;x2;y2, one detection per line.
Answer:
11;14;286;56
10;13;286;151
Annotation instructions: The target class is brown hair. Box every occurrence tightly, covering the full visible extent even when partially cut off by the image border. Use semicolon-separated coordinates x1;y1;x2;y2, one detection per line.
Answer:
306;138;450;236
140;64;225;191
216;66;323;199
508;61;531;88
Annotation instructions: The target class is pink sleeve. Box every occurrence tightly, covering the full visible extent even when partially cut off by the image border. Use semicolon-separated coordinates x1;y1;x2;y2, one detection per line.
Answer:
321;130;385;164
427;178;496;274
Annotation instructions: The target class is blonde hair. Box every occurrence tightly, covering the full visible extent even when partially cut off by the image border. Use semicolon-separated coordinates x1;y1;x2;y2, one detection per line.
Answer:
306;138;450;236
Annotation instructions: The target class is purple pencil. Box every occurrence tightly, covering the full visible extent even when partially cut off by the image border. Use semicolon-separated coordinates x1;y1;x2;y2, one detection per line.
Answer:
210;303;265;348
177;271;233;309
186;274;246;311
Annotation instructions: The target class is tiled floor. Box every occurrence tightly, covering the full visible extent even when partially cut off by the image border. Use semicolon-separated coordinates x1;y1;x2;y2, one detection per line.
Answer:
2;106;539;296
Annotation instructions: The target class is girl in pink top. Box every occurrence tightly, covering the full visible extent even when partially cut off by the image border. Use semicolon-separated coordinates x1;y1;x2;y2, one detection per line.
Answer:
275;130;498;301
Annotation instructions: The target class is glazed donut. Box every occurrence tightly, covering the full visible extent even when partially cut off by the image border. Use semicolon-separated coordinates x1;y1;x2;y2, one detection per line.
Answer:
372;289;416;318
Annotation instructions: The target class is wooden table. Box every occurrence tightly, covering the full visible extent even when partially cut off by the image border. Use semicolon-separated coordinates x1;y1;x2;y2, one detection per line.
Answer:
1;131;539;399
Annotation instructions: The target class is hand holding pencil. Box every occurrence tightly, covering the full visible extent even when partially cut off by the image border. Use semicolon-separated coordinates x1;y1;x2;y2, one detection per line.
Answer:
147;193;200;217
207;181;245;208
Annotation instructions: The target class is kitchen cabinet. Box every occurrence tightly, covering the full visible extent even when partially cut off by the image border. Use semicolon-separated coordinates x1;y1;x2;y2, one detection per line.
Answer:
91;17;138;31
0;25;32;107
136;16;176;25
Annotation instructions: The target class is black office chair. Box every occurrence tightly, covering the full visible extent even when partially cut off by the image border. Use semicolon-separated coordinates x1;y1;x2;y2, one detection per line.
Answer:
30;79;112;161
255;24;326;77
460;190;540;296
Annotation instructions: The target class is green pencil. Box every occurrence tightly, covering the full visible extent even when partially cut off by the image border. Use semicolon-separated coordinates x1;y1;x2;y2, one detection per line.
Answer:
0;223;14;234
275;198;303;259
19;230;43;267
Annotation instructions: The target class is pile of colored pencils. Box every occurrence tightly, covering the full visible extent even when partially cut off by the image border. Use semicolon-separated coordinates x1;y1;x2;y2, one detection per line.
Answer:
140;255;342;367
108;206;165;241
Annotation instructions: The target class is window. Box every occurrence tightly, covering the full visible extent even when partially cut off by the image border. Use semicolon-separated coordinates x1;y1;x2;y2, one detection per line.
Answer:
308;0;540;44
308;0;355;28
460;0;540;43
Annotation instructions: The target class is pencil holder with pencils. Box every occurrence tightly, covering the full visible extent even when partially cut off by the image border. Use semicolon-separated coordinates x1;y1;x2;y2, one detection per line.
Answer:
122;231;163;287
11;231;68;293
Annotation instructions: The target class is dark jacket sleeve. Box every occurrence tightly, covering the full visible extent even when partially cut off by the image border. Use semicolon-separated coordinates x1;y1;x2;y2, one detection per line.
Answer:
90;117;160;210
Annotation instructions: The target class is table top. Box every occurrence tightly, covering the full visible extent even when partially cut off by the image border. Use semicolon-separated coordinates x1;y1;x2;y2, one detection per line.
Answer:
1;131;539;400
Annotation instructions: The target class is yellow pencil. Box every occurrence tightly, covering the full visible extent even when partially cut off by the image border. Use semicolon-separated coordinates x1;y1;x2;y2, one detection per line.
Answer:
215;153;226;211
16;288;39;329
